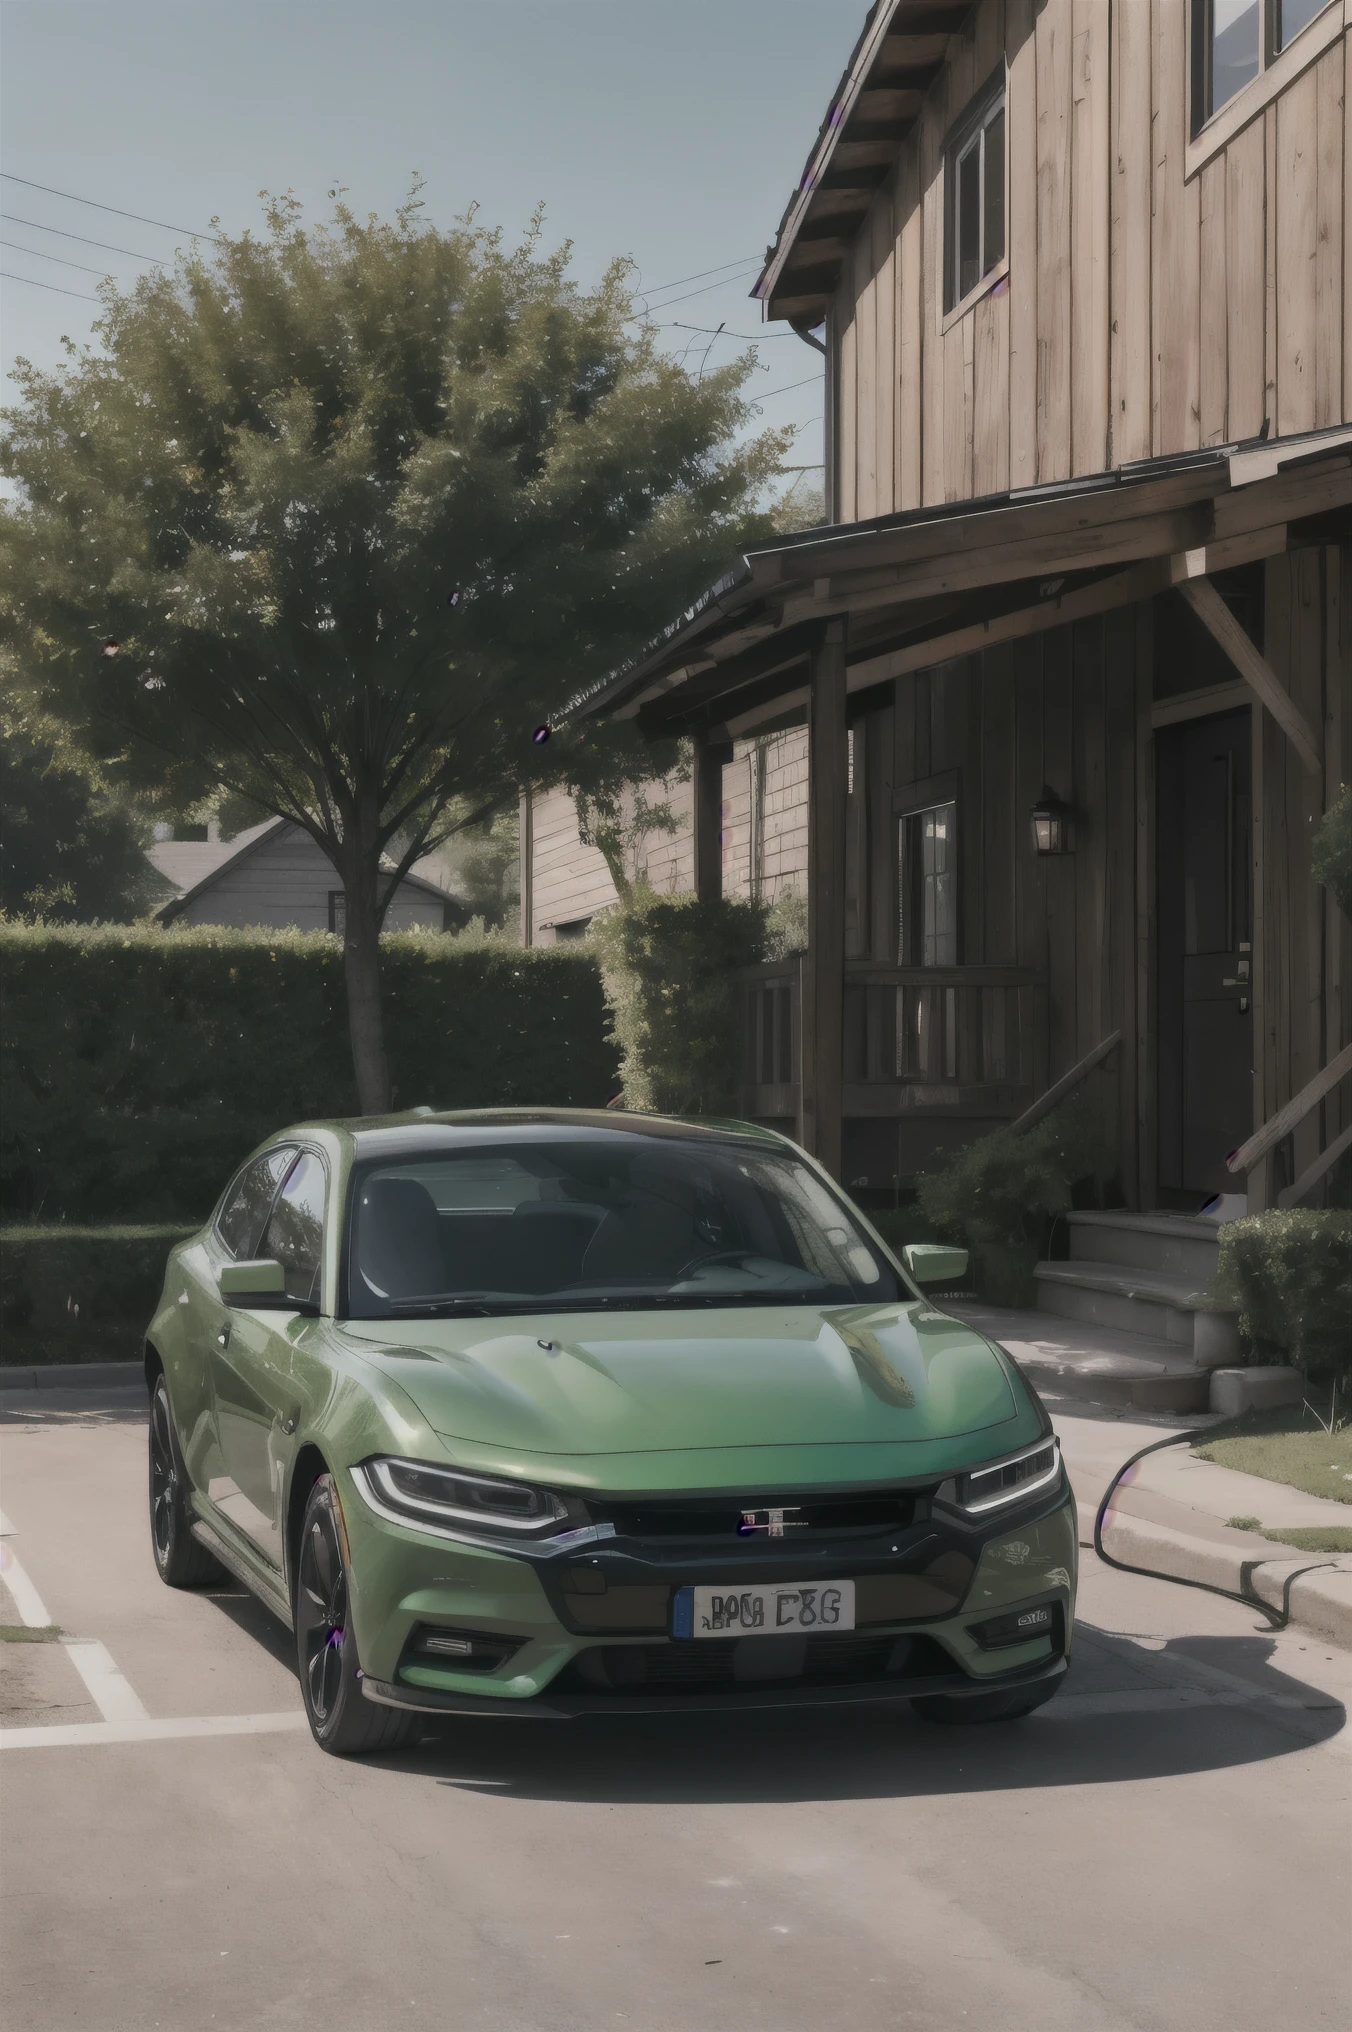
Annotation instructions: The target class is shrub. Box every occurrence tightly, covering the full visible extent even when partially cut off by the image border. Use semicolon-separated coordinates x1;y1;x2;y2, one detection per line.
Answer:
914;1099;1116;1305
589;886;767;1114
0;1223;192;1365
1211;1209;1352;1386
0;923;617;1222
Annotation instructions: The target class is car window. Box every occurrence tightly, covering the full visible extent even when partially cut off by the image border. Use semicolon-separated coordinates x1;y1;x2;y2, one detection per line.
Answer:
216;1147;296;1260
260;1152;327;1305
347;1133;903;1317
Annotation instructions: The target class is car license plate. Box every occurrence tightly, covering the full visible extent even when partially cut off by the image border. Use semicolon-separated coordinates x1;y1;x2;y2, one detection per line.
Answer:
672;1580;855;1639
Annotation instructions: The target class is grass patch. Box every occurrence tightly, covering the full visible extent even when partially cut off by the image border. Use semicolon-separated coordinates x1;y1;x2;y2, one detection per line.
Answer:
0;1624;62;1642
1195;1405;1352;1505
1226;1521;1352;1555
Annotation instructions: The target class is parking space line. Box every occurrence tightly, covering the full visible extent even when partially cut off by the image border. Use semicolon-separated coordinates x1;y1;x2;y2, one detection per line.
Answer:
0;1710;309;1751
0;1543;55;1629
63;1639;149;1723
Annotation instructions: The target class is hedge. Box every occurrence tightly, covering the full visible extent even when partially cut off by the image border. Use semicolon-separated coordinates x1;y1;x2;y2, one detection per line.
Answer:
1212;1209;1352;1388
0;923;618;1223
0;1223;191;1365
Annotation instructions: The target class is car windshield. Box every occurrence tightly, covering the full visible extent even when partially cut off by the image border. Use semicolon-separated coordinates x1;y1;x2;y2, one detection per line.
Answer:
345;1131;904;1317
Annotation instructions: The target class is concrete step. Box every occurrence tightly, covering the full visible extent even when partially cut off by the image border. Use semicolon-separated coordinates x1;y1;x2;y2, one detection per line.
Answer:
1034;1259;1211;1347
1065;1210;1223;1282
947;1301;1213;1414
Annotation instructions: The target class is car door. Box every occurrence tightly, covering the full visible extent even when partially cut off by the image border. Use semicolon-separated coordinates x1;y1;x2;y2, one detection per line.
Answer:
211;1149;327;1572
182;1145;296;1506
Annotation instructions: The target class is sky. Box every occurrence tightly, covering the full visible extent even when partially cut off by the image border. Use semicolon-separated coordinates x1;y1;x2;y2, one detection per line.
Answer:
1;0;849;499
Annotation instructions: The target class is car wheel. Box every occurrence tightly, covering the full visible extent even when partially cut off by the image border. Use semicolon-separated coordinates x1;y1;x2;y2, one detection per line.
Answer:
294;1474;417;1757
910;1679;1062;1726
148;1373;226;1589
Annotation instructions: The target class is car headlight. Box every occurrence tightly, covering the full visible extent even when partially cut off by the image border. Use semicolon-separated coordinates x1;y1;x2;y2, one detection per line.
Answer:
355;1457;586;1538
935;1436;1061;1517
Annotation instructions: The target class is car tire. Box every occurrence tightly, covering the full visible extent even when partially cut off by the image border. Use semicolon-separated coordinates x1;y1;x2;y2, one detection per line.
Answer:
294;1474;418;1757
910;1678;1062;1726
148;1372;227;1589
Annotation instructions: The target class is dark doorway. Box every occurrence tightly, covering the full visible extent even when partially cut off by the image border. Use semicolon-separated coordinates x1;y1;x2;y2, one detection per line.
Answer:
1156;708;1253;1198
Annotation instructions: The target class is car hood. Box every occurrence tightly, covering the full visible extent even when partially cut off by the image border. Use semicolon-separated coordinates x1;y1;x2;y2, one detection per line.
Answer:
336;1300;1025;1464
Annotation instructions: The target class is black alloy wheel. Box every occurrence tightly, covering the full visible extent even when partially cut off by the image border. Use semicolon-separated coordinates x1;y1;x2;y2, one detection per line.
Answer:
910;1678;1062;1725
148;1373;225;1588
294;1474;416;1757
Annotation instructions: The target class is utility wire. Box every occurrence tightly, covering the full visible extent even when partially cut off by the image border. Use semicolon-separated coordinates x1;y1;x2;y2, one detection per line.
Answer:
750;372;822;401
631;267;760;314
2;238;119;277
0;173;217;241
634;253;758;295
2;269;99;300
650;320;797;339
1;213;163;261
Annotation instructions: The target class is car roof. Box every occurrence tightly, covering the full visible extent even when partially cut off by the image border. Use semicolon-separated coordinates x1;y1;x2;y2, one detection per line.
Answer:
319;1107;795;1164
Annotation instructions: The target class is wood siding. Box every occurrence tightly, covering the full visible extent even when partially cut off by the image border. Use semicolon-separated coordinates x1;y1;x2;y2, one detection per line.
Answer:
830;0;1349;515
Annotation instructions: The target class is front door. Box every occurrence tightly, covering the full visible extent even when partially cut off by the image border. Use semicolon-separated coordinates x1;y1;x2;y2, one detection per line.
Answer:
1155;708;1253;1196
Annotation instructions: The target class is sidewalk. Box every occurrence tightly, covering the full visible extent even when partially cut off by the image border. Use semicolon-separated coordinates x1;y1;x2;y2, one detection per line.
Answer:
952;1300;1352;1649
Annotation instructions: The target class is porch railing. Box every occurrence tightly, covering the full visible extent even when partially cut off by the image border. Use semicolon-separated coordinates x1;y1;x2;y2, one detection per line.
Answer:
738;960;1048;1121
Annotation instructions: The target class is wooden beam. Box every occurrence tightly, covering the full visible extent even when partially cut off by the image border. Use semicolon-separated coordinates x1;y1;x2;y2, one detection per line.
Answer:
1009;1031;1123;1135
518;788;533;948
802;620;848;1178
1277;1122;1352;1209
1227;1042;1352;1175
691;734;730;903
1176;576;1322;775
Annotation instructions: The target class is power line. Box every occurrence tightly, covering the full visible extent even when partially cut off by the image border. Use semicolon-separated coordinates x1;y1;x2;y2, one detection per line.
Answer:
2;238;120;277
651;320;797;339
0;174;217;241
2;269;99;300
634;267;760;313
1;213;163;261
635;253;758;297
750;372;821;401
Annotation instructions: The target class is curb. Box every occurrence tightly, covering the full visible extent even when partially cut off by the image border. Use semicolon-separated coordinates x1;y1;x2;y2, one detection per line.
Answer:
1097;1511;1352;1649
0;1361;143;1392
1017;1356;1211;1415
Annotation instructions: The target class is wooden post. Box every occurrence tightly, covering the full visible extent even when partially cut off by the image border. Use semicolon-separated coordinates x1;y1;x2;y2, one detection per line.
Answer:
692;734;730;903
803;619;848;1177
518;788;533;947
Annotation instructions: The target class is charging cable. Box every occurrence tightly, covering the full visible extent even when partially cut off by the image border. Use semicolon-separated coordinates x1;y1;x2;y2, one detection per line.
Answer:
1093;1427;1339;1631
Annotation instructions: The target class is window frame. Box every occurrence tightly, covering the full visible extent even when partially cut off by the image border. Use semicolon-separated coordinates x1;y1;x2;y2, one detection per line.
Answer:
942;66;1009;324
213;1145;299;1262
258;1146;330;1308
1188;0;1339;156
897;796;960;969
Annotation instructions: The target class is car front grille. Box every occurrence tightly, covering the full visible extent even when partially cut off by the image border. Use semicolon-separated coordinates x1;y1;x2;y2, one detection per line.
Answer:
553;1630;955;1697
589;1491;917;1543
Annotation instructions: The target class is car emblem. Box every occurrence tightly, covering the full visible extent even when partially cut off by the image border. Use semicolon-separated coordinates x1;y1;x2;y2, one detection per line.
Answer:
738;1506;807;1537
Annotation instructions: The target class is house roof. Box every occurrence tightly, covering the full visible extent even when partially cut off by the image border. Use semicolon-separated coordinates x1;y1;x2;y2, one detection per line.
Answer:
151;817;456;923
753;0;973;330
573;425;1352;737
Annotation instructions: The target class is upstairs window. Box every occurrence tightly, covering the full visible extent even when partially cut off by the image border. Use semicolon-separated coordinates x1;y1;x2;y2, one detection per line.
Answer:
1192;1;1334;128
944;75;1006;315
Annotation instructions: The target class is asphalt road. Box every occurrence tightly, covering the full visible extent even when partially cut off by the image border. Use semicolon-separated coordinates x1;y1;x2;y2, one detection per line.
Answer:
2;1382;1348;2032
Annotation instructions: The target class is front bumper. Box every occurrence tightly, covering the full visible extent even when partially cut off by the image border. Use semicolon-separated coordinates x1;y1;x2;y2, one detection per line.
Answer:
338;1462;1079;1717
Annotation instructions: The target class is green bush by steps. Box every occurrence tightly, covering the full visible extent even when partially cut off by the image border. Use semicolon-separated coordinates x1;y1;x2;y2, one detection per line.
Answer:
0;1223;192;1365
913;1098;1117;1306
1212;1209;1352;1388
0;923;618;1223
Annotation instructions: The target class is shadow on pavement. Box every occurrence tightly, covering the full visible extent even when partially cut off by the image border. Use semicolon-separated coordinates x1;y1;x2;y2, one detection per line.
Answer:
364;1623;1346;1804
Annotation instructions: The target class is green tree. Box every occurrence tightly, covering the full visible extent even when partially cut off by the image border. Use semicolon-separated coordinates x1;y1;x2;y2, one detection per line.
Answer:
0;697;163;922
1;190;789;1111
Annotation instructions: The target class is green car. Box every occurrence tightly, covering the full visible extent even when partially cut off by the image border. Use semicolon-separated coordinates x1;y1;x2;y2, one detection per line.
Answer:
145;1109;1076;1755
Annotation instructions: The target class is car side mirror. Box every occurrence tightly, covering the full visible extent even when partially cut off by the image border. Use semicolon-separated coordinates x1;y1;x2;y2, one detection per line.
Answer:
219;1259;303;1310
901;1243;970;1287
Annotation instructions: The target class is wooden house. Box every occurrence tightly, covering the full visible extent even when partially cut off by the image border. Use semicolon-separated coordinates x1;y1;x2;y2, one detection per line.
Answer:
526;0;1351;1236
150;818;459;933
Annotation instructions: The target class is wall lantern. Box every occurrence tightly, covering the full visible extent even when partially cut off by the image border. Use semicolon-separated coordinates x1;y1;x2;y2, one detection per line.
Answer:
1030;786;1071;856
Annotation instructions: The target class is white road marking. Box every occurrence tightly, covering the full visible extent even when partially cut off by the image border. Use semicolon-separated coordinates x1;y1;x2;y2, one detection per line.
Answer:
0;1544;55;1628
0;1709;309;1751
63;1639;149;1723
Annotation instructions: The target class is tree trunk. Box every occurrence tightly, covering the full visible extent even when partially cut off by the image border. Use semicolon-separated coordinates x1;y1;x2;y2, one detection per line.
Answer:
340;799;392;1116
